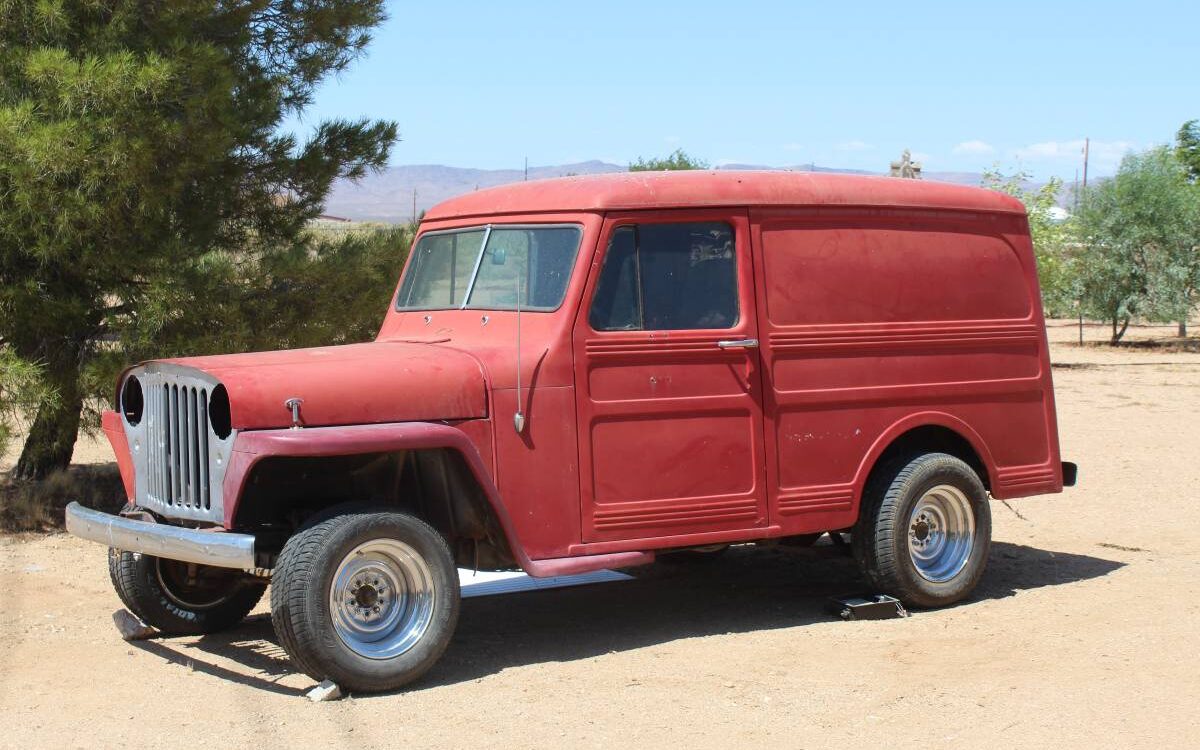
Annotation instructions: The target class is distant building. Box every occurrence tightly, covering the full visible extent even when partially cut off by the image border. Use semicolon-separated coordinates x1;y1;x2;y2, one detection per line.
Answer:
309;214;353;230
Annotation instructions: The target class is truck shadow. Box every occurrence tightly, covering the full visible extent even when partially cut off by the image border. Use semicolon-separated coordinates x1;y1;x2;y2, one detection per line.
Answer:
138;541;1123;697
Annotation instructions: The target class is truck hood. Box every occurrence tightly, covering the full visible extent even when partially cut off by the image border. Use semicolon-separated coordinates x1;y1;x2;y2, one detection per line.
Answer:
157;342;487;430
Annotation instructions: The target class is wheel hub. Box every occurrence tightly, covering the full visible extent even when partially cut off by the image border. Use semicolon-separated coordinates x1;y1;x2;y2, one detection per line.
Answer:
907;485;975;583
353;582;381;609
329;540;435;659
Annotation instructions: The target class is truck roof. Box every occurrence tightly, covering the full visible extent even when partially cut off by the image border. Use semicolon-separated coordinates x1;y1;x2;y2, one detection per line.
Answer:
423;170;1027;221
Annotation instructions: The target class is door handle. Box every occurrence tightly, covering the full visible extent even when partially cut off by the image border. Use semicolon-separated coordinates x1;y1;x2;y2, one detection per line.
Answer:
717;338;759;349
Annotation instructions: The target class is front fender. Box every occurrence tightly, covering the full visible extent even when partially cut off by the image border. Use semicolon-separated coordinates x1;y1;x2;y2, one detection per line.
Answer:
221;421;655;577
222;421;521;553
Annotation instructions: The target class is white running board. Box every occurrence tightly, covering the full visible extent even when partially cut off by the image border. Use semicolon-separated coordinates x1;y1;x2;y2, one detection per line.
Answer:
458;568;633;598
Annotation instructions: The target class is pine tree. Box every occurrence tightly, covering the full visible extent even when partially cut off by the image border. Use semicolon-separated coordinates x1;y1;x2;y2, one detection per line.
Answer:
0;1;397;479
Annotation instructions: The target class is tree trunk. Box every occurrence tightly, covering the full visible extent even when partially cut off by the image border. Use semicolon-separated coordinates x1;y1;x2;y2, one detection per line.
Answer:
1179;320;1188;337
1111;316;1130;345
12;345;85;482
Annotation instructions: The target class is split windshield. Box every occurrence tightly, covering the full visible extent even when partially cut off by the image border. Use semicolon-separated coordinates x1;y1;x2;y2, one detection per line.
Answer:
396;225;582;311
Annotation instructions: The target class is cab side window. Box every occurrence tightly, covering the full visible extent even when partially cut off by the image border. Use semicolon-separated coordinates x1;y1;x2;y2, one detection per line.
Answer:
589;222;738;331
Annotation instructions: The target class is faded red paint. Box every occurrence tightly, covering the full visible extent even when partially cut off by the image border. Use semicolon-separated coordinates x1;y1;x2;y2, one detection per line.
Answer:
221;421;652;575
109;172;1069;578
163;341;487;430
422;170;1024;220
102;410;134;501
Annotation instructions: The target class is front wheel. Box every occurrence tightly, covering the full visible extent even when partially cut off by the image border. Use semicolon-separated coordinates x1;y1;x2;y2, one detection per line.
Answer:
270;510;460;693
108;549;266;634
853;452;991;608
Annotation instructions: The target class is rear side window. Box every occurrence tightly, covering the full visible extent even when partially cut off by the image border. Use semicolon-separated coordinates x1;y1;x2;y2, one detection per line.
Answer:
589;222;738;331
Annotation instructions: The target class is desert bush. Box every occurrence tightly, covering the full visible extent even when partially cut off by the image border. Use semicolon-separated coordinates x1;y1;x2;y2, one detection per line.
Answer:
0;463;125;532
630;149;709;171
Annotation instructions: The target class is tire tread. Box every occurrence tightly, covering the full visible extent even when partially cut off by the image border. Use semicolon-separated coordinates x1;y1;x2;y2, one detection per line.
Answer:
108;550;265;634
853;452;991;607
269;509;461;692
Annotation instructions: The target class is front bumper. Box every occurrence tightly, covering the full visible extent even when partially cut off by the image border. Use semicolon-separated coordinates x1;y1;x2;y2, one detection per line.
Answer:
65;502;256;569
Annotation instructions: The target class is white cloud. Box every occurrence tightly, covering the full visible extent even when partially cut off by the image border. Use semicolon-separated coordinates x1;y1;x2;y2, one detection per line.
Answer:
910;151;932;164
782;142;804;152
1012;139;1135;170
664;135;681;146
952;140;995;155
835;140;873;152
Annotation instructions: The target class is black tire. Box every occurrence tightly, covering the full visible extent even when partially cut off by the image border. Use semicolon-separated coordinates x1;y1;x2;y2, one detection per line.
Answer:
270;510;460;693
108;547;147;619
853;452;991;608
108;549;266;635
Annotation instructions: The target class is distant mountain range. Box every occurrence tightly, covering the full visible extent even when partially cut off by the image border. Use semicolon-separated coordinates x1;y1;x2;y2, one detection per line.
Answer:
323;160;1054;222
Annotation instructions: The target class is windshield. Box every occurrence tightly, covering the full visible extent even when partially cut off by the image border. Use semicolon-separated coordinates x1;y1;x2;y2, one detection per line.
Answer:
396;225;582;311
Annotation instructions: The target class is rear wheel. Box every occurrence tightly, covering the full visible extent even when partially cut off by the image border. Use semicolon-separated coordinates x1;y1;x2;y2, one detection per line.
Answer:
108;549;266;634
270;510;460;693
853;452;991;608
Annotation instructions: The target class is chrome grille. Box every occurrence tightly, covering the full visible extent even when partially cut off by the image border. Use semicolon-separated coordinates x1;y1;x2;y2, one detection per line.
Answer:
147;382;211;512
126;364;230;524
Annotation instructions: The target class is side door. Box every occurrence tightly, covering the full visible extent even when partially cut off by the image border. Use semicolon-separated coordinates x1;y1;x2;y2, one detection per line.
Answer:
572;210;768;545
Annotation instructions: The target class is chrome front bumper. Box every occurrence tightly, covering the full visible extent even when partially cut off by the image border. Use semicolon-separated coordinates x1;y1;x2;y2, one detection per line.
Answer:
65;502;255;569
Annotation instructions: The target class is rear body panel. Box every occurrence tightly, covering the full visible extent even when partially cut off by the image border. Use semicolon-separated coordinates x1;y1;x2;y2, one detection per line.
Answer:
752;205;1063;537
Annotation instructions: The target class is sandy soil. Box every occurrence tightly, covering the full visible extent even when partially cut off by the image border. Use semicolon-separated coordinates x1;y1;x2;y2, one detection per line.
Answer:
2;323;1199;749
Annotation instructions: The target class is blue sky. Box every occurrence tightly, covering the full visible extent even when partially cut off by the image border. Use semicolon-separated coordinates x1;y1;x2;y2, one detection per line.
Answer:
288;0;1198;179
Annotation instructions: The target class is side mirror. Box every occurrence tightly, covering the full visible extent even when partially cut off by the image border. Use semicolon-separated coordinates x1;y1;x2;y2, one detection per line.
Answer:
490;248;507;265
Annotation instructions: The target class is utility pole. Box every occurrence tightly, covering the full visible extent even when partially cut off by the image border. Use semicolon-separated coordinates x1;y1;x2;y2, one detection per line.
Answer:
1078;138;1090;347
411;188;417;224
524;156;528;181
1082;137;1090;189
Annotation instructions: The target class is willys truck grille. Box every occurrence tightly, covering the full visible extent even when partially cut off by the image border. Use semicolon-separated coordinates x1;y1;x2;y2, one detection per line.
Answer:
125;365;231;524
146;382;212;512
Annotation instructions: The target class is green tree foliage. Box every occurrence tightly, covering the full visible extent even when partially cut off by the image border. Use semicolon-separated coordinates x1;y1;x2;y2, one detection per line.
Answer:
1073;147;1200;342
0;347;50;460
982;168;1076;315
630;149;710;171
1177;120;1200;182
121;225;413;363
0;1;398;479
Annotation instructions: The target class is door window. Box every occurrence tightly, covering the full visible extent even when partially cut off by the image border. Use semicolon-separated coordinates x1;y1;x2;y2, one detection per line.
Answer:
589;222;738;331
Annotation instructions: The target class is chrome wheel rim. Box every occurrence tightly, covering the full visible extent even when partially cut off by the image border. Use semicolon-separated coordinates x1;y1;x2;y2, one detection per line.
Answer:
329;539;436;660
907;485;975;583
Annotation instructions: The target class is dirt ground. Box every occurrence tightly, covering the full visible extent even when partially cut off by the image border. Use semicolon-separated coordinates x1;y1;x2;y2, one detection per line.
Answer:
2;320;1198;749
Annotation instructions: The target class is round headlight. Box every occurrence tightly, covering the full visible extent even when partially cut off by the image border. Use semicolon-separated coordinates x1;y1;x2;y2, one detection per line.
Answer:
209;384;232;439
120;376;144;426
